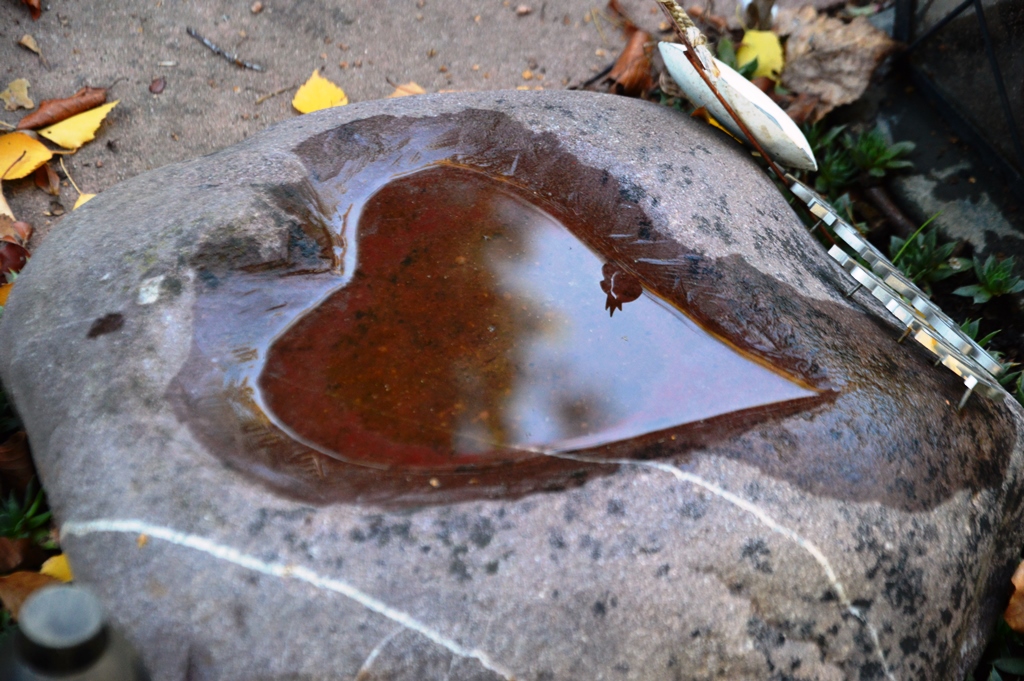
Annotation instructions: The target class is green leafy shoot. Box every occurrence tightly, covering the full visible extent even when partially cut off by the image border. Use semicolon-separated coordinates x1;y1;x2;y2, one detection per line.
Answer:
801;122;846;158
716;37;758;79
960;318;1002;349
889;228;966;293
814;146;857;198
959;318;1020;386
954;255;1024;305
970;620;1024;681
892;211;942;264
844;126;916;178
0;479;51;544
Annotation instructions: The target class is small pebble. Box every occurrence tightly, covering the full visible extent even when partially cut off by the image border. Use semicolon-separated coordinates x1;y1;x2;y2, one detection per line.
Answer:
149;76;166;94
250;1;263;13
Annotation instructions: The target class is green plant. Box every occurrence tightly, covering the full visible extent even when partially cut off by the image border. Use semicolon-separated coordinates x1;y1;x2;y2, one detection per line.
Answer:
844;126;915;178
814;146;857;198
0;480;51;544
889;227;966;293
971;620;1024;680
954;255;1024;304
801;122;846;158
716;37;758;79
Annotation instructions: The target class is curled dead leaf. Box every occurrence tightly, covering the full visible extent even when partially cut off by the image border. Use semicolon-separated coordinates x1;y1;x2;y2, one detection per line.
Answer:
17;35;40;56
20;0;40;21
780;8;899;122
0;217;32;246
0;572;58;619
33;162;59;196
0;242;28;278
1;79;33;112
17;86;107;130
605;30;653;97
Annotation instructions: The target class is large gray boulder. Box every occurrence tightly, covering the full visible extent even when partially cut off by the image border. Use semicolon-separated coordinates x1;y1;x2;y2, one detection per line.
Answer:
1;90;1022;681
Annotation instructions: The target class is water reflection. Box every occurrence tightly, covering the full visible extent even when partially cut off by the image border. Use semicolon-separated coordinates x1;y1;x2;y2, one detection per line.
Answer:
257;166;814;470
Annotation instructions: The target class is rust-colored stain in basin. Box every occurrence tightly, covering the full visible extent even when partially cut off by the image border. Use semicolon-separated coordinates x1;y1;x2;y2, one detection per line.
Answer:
257;166;815;472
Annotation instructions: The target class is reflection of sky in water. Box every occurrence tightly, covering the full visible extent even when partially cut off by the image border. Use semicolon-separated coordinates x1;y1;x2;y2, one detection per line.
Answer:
484;195;815;452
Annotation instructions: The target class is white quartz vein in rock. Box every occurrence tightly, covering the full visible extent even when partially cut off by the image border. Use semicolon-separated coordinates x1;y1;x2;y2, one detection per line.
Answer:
62;456;894;681
355;626;404;681
60;518;515;680
553;455;897;681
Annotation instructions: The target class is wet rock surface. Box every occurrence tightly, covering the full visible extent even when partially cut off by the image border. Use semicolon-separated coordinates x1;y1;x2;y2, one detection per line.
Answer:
2;91;1024;680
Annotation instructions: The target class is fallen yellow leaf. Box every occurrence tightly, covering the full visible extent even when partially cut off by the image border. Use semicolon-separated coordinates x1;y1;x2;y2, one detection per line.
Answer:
387;81;426;98
1;79;33;111
737;30;784;79
40;554;73;582
73;193;95;210
292;71;348;114
0;132;52;180
0;283;11;306
37;100;118;150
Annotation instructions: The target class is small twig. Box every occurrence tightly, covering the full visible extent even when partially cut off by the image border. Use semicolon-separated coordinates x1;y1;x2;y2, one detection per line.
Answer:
0;121;16;130
255;85;294;105
59;157;85;198
863;185;918;239
186;27;264;71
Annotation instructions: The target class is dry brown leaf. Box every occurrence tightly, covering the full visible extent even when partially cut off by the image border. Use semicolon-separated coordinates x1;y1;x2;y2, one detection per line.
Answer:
0;572;58;619
17;35;40;55
0;431;36;498
783;91;822;125
21;0;40;21
387;81;426;98
1;79;33;112
33;162;59;196
780;9;899;122
0;217;32;246
1007;561;1024;632
0;538;46;574
0;538;29;573
605;30;652;97
17;86;107;130
0;242;28;279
